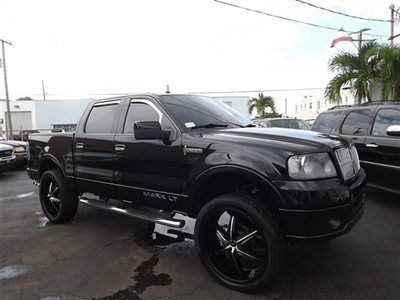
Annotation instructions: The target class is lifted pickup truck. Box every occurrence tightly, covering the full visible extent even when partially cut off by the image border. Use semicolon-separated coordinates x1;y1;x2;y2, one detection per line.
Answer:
28;94;366;292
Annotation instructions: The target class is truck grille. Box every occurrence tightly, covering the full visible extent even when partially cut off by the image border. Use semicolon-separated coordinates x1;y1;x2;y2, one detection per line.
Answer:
334;146;360;181
0;150;13;158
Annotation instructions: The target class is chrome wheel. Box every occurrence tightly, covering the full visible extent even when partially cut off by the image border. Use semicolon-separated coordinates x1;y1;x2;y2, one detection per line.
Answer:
200;209;268;283
41;179;61;218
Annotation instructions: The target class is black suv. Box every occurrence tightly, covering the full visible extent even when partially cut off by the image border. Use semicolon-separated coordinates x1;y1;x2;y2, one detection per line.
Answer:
28;94;366;292
312;102;400;195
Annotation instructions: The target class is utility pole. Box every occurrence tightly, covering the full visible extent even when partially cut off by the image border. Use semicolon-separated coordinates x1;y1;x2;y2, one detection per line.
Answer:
349;28;373;50
389;4;400;44
42;80;46;101
1;39;13;140
284;98;287;115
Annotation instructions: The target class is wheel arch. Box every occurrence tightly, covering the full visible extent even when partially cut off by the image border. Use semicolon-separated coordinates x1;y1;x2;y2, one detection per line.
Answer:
188;165;284;218
39;154;65;178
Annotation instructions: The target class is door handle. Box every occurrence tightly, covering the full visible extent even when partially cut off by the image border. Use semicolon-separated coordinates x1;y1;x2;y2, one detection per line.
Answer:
366;143;378;148
115;144;126;152
76;143;84;150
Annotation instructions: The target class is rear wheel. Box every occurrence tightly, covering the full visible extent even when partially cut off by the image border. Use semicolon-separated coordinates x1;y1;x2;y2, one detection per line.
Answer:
194;193;285;292
39;169;79;223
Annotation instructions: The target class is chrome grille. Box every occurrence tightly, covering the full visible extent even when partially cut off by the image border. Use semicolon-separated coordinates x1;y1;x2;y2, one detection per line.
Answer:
0;150;12;158
334;146;360;181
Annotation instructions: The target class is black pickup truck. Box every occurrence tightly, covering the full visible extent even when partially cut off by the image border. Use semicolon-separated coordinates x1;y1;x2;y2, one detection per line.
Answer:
28;94;366;292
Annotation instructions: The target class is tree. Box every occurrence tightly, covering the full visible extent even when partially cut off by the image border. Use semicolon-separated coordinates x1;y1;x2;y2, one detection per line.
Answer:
248;93;281;118
325;41;379;104
375;45;400;100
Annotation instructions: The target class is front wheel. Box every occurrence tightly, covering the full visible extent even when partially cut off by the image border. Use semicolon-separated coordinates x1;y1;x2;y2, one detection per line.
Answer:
39;169;79;223
194;193;285;292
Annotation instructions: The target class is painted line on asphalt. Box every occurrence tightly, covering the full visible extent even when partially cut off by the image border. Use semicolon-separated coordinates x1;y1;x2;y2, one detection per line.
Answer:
0;191;35;202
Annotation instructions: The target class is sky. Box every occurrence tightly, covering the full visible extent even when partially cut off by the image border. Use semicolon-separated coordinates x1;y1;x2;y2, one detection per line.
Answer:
0;0;398;101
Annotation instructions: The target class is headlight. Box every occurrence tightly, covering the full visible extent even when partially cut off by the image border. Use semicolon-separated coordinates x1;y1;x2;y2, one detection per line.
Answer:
287;152;337;180
13;146;26;153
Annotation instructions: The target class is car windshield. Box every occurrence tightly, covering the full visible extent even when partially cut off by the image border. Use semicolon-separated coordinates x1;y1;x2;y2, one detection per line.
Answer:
160;95;252;131
269;119;311;130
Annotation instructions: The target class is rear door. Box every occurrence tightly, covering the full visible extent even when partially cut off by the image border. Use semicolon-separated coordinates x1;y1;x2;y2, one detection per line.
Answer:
338;108;375;161
74;100;121;194
363;107;400;192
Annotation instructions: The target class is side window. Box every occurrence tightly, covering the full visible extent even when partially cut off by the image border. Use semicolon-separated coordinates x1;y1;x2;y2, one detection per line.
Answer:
124;102;160;134
371;109;400;136
85;104;118;134
340;109;372;136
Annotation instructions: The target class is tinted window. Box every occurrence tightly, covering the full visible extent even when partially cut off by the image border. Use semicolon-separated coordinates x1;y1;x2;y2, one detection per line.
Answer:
124;102;159;134
160;95;251;131
269;119;311;130
372;109;400;136
311;111;343;134
85;104;118;133
341;109;372;136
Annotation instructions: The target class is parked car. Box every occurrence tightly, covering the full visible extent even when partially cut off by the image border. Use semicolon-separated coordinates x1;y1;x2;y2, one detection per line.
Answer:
254;117;311;130
13;129;40;141
27;94;366;292
312;101;400;195
0;139;28;167
0;143;16;172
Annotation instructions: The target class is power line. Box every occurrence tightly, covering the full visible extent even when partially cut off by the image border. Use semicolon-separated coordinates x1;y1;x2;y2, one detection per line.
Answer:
295;0;391;23
213;0;389;38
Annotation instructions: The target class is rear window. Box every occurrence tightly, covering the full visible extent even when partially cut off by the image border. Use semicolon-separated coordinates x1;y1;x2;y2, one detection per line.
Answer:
85;104;119;134
269;119;310;130
311;111;343;134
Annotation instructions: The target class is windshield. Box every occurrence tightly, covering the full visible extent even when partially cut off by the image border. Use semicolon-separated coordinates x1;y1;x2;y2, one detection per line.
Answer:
269;119;311;130
160;95;252;131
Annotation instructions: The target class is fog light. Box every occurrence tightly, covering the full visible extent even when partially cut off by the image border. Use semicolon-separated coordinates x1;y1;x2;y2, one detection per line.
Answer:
328;216;342;230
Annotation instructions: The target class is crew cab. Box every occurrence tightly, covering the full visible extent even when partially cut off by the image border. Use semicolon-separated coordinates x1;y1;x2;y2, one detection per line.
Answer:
312;102;400;195
27;94;366;292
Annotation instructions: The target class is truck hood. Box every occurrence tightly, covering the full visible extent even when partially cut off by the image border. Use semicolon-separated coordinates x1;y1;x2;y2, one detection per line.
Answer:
203;127;348;152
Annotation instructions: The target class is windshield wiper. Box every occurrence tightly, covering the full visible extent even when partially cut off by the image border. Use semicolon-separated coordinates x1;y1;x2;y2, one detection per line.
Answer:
191;123;229;130
245;123;256;127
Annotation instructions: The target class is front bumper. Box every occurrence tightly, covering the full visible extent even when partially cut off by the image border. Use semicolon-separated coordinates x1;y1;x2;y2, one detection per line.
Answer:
274;169;367;240
0;156;16;170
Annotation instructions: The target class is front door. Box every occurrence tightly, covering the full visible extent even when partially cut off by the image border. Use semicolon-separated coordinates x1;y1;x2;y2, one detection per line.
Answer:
113;97;185;210
74;100;121;195
363;108;400;192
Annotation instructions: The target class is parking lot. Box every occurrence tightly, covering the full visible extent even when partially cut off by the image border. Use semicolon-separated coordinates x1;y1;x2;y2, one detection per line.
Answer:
1;169;399;300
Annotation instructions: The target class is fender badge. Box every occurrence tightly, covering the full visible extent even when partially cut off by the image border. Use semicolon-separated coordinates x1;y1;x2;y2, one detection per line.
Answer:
183;145;203;155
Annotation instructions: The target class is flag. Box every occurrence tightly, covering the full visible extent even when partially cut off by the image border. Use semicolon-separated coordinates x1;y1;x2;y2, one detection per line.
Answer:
330;36;353;48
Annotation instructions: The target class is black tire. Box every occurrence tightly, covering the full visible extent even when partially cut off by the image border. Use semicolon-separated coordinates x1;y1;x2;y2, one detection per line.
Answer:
194;193;285;292
39;169;79;223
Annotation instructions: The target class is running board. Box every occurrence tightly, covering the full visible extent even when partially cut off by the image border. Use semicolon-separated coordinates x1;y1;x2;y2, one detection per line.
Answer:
79;197;185;228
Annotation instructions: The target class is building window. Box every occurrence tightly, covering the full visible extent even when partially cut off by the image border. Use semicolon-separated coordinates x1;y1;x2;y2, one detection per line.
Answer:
317;101;321;110
222;101;232;107
309;102;312;109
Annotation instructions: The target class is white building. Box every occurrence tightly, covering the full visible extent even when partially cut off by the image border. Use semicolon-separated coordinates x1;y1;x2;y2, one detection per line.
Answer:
212;96;251;118
0;99;91;137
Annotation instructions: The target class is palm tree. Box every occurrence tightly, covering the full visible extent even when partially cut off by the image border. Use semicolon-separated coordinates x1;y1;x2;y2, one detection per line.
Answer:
375;45;400;100
325;41;379;104
248;93;280;118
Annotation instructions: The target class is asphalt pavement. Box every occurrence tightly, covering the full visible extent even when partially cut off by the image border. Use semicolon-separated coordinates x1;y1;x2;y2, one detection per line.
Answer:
1;169;399;300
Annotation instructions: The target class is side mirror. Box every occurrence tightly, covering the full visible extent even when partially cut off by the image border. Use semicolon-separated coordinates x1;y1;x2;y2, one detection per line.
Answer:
134;121;171;141
386;125;400;136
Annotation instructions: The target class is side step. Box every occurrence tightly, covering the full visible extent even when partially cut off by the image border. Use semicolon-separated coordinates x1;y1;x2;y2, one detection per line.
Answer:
79;197;185;228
